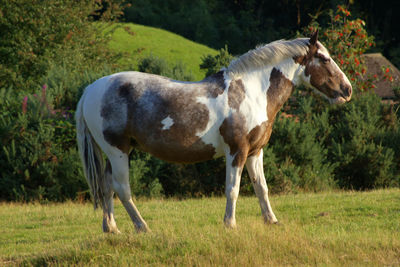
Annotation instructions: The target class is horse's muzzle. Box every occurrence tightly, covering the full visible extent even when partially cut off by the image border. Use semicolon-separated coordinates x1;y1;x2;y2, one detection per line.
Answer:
340;83;352;102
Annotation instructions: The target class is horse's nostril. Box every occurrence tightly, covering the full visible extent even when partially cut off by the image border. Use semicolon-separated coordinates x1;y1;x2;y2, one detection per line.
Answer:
341;84;352;98
348;86;353;96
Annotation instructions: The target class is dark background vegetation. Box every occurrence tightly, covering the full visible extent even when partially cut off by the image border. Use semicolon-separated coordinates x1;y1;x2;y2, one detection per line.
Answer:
123;0;400;68
0;0;399;202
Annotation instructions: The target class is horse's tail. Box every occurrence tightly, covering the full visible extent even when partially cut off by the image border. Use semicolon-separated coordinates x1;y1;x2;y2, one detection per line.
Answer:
76;90;106;209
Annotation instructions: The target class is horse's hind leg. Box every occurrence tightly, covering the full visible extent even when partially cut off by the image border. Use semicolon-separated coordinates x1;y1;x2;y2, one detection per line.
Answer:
245;150;278;224
102;159;120;234
107;150;150;233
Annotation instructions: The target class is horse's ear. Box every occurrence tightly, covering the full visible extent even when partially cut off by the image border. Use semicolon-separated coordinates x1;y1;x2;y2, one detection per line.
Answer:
310;29;319;46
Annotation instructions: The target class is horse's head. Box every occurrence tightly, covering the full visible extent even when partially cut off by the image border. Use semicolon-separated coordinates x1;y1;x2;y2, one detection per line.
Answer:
298;30;352;104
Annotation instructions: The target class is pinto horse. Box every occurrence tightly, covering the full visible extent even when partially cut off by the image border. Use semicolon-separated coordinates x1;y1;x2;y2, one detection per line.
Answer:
76;31;352;233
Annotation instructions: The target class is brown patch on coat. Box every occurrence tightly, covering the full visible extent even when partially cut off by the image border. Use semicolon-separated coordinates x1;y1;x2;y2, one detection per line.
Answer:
228;79;245;110
139;86;216;163
101;82;136;154
267;68;295;119
100;72;227;163
203;71;226;98
293;40;318;66
219;117;274;167
219;112;248;167
246;121;272;157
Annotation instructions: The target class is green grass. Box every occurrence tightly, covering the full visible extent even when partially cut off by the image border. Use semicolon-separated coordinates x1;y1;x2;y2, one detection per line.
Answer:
1;189;399;266
104;23;218;81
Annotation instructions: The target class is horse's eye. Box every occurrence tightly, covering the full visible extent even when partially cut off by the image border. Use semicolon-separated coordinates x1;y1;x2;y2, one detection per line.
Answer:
321;57;330;63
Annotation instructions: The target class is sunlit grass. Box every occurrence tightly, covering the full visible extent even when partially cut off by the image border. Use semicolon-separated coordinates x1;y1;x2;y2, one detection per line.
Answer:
103;22;218;81
1;189;399;266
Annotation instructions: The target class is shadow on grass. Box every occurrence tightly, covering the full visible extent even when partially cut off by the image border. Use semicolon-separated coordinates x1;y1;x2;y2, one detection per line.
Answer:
6;236;129;266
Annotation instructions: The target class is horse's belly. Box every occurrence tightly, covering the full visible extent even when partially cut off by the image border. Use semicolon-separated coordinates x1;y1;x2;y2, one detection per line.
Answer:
136;136;218;163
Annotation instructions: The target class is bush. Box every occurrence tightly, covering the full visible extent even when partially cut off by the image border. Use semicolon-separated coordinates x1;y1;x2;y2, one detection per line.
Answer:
0;0;123;90
327;93;399;189
267;114;336;193
138;54;195;81
0;89;86;201
200;45;234;76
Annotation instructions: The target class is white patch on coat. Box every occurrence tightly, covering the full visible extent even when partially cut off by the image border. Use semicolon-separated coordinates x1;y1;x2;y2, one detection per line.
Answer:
238;57;304;133
161;116;174;130
310;58;321;67
195;89;230;158
240;68;271;131
275;58;305;86
317;43;330;58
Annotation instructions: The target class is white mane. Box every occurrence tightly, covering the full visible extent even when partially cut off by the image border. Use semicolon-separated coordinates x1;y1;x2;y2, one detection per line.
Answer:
226;38;310;77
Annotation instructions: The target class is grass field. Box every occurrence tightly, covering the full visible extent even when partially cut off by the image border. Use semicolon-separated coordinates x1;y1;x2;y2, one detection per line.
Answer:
104;23;218;81
1;189;399;266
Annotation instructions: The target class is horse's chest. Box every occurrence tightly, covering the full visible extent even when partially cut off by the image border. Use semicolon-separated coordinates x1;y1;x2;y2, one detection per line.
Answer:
217;78;272;163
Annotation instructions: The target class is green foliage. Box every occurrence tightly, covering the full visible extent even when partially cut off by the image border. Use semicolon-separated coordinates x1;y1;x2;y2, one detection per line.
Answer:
304;5;376;91
0;62;112;201
200;45;234;76
0;0;123;90
123;0;399;68
105;22;218;81
276;89;400;191
138;54;194;81
327;93;399;189
266;114;336;193
129;151;163;198
0;89;86;201
122;0;298;54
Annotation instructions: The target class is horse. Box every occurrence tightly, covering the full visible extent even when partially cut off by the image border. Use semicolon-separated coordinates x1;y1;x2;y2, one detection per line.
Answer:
75;31;352;233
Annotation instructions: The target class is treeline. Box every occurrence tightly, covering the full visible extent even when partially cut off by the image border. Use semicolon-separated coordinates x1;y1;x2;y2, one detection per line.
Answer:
0;1;399;202
123;0;400;67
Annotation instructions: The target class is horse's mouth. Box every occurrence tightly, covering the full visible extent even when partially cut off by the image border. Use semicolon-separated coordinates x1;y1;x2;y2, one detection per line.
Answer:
331;96;349;104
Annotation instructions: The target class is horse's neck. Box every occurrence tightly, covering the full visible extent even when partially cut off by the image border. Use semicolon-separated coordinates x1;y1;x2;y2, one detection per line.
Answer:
238;58;302;90
237;58;303;119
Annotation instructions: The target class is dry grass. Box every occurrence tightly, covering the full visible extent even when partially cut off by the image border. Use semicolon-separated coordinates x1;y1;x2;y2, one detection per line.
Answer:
1;189;399;266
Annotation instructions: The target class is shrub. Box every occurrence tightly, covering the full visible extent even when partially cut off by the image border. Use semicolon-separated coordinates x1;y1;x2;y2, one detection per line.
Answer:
268;113;336;192
303;5;376;92
138;54;195;81
0;89;86;201
0;0;123;90
200;45;234;76
326;93;399;189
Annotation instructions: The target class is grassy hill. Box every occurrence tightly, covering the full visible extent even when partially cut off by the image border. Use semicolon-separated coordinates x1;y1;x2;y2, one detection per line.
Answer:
104;23;218;81
1;189;399;265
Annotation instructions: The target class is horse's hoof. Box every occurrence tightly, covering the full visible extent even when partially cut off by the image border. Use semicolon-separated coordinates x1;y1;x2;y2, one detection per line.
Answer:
263;217;279;225
135;224;151;233
224;219;237;229
103;224;121;234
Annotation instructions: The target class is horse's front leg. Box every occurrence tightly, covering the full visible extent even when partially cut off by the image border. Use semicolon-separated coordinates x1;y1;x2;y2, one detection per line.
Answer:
224;151;246;228
245;149;278;224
